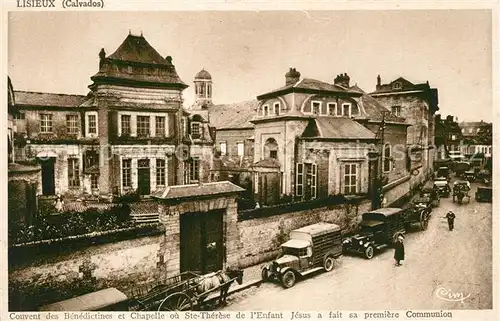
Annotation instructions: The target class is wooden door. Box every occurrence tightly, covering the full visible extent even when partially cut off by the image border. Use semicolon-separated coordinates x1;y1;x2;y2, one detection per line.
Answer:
137;159;150;195
41;158;55;196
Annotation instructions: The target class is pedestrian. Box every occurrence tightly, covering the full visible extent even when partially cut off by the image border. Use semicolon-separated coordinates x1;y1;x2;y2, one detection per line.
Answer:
54;195;64;212
445;211;456;231
394;234;405;266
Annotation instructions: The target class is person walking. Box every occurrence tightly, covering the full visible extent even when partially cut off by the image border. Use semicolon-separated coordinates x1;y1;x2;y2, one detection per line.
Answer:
445;211;456;231
394;234;405;266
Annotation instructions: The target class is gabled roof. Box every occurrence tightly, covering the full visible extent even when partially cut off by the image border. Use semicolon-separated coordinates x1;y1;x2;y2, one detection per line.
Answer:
152;181;244;200
301;117;376;140
257;78;361;99
208;100;259;129
108;34;168;65
14;91;88;108
370;77;432;95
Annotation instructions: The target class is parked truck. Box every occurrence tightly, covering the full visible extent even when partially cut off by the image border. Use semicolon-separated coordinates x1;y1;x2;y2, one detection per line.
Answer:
261;222;342;288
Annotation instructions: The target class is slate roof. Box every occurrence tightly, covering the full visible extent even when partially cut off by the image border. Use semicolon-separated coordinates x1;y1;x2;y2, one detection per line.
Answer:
208;100;259;129
370;77;432;94
108;34;168;65
152;181;245;200
349;85;405;123
14;91;88;108
92;34;187;88
258;78;360;99
195;69;212;80
301;117;376;140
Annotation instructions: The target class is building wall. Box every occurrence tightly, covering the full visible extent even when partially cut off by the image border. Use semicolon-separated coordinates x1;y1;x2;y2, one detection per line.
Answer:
238;199;372;268
15;109;86;140
215;128;254;158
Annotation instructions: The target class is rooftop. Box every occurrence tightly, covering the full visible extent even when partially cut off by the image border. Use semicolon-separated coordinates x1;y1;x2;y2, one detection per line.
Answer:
14;91;88;108
108;33;169;65
152;181;245;200
301;117;376;140
208;100;259;129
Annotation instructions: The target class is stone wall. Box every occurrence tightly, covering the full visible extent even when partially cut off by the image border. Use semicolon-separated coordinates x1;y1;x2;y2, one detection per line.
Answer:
237;199;371;268
9;233;163;311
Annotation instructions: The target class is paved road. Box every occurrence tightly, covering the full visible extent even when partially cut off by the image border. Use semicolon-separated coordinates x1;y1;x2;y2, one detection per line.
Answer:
222;182;492;310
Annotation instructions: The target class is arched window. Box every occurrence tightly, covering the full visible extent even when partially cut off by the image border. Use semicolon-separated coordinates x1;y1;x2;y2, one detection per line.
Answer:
264;138;278;159
383;143;392;172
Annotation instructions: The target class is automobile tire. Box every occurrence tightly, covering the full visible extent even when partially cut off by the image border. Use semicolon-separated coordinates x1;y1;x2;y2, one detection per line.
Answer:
281;270;296;288
261;268;269;281
323;256;335;272
364;245;374;260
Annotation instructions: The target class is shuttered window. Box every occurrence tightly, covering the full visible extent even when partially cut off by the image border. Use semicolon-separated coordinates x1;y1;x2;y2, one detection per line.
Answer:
296;163;304;196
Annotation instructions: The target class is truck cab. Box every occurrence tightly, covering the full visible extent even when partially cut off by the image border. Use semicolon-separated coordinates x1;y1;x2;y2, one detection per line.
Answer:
261;222;342;288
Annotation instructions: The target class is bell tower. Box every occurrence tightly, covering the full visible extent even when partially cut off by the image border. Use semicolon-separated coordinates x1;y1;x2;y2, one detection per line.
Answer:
194;68;213;108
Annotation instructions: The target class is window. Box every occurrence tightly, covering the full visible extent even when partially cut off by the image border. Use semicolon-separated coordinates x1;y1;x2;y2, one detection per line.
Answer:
342;103;351;117
237;142;244;156
40;114;53;133
344;163;358;195
391;106;402;117
263;105;269;116
191;122;200;138
14;112;25;120
190;158;200;182
270;150;278;159
273;102;280;116
296;163;304;196
84;150;99;171
66;115;79;134
156;159;166;186
393;82;402;90
220;142;227;156
68;158;80;188
155;116;165;137
91;175;99;190
137;116;150;137
122;159;132;188
327;103;337;116
121;115;131;135
88;114;97;134
383;144;392;172
312;101;321;115
307;163;317;199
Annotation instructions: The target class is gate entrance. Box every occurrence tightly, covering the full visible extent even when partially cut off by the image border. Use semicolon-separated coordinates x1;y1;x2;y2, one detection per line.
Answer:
180;209;224;274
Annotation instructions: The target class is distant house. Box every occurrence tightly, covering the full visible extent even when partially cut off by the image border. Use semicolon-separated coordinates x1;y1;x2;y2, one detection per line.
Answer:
369;75;439;188
434;114;463;159
459;120;492;158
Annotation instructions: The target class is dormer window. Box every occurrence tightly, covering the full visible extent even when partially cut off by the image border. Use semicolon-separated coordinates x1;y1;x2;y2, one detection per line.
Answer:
393;82;402;90
263;105;269;116
312;101;321;115
327;103;337;116
273;102;280;116
342;103;352;117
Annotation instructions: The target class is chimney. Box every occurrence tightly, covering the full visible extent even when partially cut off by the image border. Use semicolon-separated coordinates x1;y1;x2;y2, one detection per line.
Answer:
435;114;441;121
99;48;106;69
376;75;381;90
285;68;301;86
446;115;453;122
334;73;350;88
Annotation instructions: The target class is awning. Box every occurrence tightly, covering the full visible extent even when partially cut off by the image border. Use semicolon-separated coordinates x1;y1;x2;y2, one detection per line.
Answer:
36;150;57;158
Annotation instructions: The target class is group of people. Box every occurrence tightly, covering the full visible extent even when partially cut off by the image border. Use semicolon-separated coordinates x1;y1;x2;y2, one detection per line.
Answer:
393;210;456;267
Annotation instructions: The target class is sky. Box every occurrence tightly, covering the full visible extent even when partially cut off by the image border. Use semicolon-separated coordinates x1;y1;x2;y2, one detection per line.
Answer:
8;10;492;122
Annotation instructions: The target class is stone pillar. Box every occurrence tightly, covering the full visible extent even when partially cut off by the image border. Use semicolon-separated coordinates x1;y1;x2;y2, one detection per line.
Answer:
157;203;180;276
224;196;240;269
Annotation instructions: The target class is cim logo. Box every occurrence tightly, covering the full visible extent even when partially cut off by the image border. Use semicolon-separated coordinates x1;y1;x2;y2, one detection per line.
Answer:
435;287;471;303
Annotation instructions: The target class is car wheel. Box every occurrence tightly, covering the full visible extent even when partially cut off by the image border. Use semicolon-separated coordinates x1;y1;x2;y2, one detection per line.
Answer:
323;256;335;272
261;268;269;281
281;270;296;288
364;245;374;259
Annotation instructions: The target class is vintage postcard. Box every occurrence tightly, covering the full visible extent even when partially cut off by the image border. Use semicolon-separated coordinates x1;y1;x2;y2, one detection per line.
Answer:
1;2;498;321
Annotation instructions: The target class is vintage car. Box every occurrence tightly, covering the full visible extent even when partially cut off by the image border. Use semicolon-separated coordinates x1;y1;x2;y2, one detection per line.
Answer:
435;166;450;180
434;178;451;197
261;222;342;288
454;161;472;178
462;170;476;182
420;181;440;207
475;185;492;202
452;180;471;204
342;208;407;259
477;169;492;184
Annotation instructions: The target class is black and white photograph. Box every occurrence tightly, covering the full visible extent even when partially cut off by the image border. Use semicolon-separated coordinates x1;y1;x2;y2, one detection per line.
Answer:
3;6;497;318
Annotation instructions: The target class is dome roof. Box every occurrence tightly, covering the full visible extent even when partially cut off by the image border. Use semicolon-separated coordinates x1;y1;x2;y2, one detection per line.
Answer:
195;69;212;80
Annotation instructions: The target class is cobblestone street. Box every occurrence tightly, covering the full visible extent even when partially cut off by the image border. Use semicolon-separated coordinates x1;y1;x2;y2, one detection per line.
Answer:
222;182;492;310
